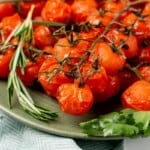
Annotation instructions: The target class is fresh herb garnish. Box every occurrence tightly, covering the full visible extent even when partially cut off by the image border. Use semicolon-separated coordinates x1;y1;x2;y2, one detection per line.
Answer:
80;109;150;137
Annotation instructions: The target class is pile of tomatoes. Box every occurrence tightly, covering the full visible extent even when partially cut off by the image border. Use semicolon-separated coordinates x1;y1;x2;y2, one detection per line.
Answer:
0;0;150;115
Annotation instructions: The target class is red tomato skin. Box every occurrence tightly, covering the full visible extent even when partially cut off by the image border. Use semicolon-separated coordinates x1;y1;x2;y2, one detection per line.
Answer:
53;34;91;63
38;57;72;97
118;69;138;90
17;55;45;86
95;75;121;102
41;0;71;23
19;1;46;18
106;30;139;58
0;48;14;78
33;25;55;49
0;3;16;21
81;63;110;102
1;13;22;37
56;83;94;115
122;13;149;39
71;0;98;23
122;80;150;111
90;42;125;75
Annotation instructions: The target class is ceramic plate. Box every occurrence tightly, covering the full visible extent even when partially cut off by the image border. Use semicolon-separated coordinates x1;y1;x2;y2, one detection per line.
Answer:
0;80;122;140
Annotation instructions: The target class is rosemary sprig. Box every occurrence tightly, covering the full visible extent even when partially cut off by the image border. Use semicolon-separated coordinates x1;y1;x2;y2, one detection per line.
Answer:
5;6;58;121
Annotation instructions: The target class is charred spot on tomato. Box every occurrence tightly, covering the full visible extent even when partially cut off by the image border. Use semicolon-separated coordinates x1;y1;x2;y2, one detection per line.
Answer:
141;38;150;48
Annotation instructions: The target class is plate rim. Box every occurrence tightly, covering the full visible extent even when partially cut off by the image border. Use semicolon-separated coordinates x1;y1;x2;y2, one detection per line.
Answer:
0;104;123;141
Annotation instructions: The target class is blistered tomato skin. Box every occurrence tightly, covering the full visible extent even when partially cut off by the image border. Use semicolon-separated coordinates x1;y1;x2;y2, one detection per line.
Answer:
90;42;125;75
38;57;72;97
81;63;110;102
56;83;94;115
41;0;71;23
71;0;98;23
1;13;22;37
106;30;139;58
95;75;121;102
122;80;150;111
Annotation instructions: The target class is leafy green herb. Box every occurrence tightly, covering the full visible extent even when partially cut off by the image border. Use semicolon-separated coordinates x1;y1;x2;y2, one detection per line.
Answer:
80;109;150;137
4;6;58;121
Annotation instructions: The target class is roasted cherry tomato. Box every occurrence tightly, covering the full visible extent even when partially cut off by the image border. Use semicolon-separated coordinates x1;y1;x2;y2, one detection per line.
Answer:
122;12;149;39
53;33;91;63
81;62;110;102
106;30;138;58
71;0;98;23
0;48;14;78
33;25;55;49
95;75;121;102
90;42;125;75
41;0;71;23
56;83;94;115
1;13;22;37
122;80;150;110
38;57;72;97
17;55;45;86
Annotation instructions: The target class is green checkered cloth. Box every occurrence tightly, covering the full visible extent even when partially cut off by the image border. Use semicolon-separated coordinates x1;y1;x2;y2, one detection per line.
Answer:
0;110;122;150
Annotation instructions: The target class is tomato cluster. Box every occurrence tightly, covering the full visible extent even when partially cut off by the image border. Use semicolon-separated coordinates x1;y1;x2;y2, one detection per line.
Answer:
0;0;150;115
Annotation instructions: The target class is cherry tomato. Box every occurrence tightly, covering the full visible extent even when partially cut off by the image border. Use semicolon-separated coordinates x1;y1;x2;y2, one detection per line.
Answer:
81;63;110;102
19;1;46;18
103;0;126;19
38;57;72;97
122;12;148;39
33;25;55;49
106;30;139;58
41;0;71;23
90;42;125;75
71;0;98;23
17;55;45;86
53;33;91;63
0;3;16;21
1;13;22;37
0;48;14;78
95;75;121;102
56;83;94;115
122;80;150;110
